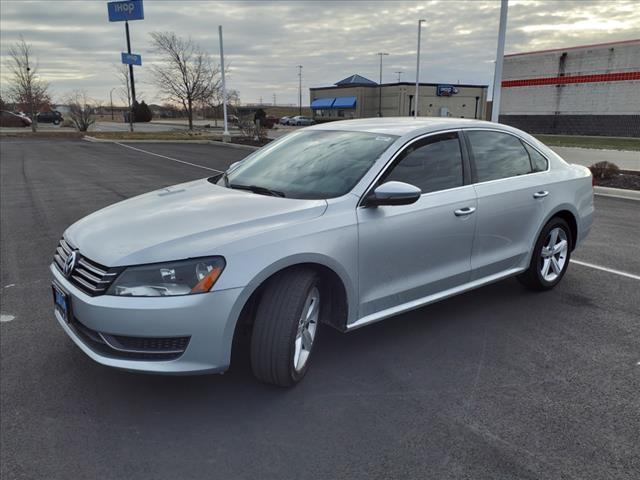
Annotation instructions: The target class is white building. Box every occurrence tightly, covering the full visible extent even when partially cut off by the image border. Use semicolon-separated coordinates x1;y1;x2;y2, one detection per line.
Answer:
499;39;640;137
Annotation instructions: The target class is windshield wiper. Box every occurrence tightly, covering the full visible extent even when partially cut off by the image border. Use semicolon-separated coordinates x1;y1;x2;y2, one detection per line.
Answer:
228;183;286;197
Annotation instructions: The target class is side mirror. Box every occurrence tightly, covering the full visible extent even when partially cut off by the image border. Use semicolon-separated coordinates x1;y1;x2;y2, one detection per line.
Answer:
364;181;422;207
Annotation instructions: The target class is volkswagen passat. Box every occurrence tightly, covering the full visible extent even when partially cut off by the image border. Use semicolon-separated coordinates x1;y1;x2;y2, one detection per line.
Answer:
51;118;593;386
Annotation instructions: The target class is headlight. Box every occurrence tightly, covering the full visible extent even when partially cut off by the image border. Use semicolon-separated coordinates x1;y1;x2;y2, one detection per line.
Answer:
107;257;225;297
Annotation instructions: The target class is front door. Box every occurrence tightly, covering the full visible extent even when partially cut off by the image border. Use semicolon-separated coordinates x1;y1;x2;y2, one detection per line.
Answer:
357;131;477;319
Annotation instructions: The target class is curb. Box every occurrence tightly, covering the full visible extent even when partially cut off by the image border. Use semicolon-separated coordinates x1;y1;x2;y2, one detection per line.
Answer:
593;186;640;200
83;135;259;151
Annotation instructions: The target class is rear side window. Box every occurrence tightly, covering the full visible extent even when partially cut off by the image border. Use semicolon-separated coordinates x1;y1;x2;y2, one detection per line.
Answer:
467;130;533;182
523;143;548;172
383;132;463;194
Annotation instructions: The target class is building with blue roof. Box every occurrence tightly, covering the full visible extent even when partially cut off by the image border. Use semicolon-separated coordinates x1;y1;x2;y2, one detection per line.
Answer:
309;74;488;121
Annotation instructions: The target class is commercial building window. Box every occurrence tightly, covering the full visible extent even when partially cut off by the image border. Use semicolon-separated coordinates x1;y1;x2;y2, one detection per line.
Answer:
383;132;463;194
467;130;532;182
338;110;345;117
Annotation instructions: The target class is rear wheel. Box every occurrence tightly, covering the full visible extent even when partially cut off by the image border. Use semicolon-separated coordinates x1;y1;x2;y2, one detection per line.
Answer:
250;268;320;387
518;217;572;290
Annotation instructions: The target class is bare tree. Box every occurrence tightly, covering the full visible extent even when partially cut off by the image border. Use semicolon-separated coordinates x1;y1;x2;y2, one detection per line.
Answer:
149;31;221;130
7;36;51;132
206;87;239;127
66;90;97;132
114;64;131;110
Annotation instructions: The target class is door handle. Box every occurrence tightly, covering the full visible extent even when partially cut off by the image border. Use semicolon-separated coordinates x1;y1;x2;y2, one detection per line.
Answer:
533;191;549;199
454;207;476;216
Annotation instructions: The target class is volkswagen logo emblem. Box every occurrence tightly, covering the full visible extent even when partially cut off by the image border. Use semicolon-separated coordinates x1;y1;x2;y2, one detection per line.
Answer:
64;251;78;278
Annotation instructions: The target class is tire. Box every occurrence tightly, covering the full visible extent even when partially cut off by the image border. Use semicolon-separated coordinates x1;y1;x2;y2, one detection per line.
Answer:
518;217;572;291
250;268;321;387
53;119;60;125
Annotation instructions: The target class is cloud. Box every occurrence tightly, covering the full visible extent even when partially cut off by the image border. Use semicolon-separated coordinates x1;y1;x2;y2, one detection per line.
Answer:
1;0;638;105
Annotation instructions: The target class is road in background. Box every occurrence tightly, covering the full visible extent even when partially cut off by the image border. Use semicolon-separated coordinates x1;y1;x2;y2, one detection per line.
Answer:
1;139;639;480
552;146;640;171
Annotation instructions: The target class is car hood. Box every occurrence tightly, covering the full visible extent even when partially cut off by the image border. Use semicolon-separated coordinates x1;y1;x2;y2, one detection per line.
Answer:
65;178;327;266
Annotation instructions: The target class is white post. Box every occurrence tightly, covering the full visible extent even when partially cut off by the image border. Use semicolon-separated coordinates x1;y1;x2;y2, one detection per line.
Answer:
414;19;425;118
218;25;230;141
491;0;509;122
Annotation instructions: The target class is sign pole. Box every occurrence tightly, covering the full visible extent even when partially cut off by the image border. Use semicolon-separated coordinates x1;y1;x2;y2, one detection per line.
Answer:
218;25;230;142
414;19;425;118
491;0;508;122
125;20;137;132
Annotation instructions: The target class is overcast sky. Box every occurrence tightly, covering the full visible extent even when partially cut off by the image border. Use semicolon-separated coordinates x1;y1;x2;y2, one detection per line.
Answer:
1;0;638;106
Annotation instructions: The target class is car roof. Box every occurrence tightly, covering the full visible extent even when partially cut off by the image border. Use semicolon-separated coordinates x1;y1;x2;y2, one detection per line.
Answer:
308;117;512;136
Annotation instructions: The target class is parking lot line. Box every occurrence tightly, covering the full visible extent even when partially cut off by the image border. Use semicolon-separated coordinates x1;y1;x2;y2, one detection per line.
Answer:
571;259;640;281
115;142;224;173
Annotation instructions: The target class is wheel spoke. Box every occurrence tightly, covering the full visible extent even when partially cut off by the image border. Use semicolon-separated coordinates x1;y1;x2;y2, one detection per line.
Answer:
553;239;567;254
306;297;319;322
542;258;551;277
293;337;302;367
302;329;313;350
548;228;559;248
551;257;561;275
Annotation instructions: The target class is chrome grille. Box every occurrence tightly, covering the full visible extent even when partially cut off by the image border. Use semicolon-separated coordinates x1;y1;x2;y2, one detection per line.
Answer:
53;238;121;296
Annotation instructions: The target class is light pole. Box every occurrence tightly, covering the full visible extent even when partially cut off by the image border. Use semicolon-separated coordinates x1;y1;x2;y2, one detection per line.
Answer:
414;19;426;118
297;65;303;115
376;52;389;117
219;25;230;141
395;71;403;83
109;87;116;120
491;0;509;122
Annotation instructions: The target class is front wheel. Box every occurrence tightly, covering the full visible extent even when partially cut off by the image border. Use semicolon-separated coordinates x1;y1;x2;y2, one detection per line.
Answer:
250;268;320;387
518;217;572;290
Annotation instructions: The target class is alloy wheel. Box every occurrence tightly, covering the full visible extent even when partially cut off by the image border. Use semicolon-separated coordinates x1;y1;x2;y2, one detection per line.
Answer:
540;227;568;282
293;286;320;372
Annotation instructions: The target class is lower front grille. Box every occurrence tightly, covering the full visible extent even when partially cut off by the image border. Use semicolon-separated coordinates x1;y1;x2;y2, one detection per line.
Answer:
71;319;189;361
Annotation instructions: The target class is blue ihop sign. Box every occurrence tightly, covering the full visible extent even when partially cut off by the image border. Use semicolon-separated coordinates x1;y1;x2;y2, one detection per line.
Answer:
121;52;142;66
108;0;144;22
436;85;459;97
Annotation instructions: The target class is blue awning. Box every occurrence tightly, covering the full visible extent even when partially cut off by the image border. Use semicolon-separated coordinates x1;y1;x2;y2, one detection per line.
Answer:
333;96;357;108
311;97;335;109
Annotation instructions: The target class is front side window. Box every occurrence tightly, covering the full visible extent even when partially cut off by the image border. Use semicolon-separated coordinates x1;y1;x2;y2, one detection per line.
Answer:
220;130;398;199
383;132;464;194
467;130;533;182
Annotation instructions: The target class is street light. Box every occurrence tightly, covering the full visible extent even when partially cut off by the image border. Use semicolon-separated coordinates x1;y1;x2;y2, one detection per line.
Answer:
109;87;116;120
395;71;403;83
414;19;426;118
376;52;389;117
491;0;509;122
297;65;303;115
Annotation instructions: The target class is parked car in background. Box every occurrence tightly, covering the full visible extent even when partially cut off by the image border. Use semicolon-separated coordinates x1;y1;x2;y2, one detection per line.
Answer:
51;118;593;387
1;110;32;127
291;116;315;126
280;116;291;125
37;110;63;125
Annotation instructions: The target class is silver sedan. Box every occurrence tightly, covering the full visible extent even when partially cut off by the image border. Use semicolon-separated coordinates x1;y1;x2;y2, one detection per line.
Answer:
51;118;594;386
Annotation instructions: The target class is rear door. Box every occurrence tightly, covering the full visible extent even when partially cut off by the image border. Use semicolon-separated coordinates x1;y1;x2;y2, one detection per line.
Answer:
464;129;549;280
357;131;477;319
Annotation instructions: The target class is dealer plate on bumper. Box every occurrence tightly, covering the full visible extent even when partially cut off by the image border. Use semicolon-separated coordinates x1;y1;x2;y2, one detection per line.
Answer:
52;283;70;322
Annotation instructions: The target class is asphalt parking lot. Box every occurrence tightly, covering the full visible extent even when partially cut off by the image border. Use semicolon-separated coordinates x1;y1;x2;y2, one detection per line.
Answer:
1;138;639;480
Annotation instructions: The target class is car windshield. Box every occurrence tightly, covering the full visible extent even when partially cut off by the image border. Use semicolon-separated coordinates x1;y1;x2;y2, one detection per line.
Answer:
218;130;398;199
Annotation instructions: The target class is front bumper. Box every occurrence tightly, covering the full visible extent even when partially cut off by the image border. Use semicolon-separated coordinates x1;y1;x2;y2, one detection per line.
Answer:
51;264;244;374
